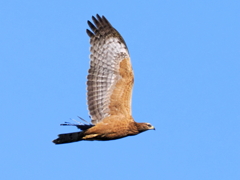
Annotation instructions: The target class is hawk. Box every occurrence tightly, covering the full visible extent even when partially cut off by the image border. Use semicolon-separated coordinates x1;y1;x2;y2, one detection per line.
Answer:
53;14;155;144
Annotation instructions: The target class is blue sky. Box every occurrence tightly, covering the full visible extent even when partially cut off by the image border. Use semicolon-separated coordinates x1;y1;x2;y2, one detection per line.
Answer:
1;1;239;180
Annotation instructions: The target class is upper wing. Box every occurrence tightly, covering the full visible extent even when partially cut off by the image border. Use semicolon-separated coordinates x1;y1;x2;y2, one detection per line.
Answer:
86;14;134;125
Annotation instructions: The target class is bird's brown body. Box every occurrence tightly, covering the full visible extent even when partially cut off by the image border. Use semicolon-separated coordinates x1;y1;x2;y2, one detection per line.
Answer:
53;15;154;144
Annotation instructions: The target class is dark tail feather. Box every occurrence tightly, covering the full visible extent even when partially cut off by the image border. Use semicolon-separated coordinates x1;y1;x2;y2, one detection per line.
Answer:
60;123;94;131
53;131;84;144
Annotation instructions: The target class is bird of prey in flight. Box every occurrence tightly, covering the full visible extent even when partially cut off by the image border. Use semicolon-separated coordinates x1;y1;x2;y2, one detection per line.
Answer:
53;14;155;144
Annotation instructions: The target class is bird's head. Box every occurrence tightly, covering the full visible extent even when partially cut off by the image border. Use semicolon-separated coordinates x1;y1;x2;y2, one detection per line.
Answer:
137;122;155;132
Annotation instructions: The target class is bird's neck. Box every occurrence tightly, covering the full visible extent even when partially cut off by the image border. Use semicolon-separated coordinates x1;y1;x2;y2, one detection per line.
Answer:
128;122;146;133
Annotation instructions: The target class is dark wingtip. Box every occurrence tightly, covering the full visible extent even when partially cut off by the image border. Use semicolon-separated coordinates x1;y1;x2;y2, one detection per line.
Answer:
87;20;97;33
96;14;103;23
92;16;101;28
86;29;94;37
96;14;101;19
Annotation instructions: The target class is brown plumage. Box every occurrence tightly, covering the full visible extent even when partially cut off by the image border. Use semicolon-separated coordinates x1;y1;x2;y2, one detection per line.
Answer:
53;14;155;144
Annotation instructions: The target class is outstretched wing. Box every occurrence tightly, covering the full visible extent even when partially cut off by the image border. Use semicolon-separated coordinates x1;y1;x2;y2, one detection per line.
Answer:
86;14;134;125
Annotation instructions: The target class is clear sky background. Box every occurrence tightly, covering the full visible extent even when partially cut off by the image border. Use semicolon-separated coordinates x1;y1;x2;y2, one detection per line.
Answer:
1;1;239;180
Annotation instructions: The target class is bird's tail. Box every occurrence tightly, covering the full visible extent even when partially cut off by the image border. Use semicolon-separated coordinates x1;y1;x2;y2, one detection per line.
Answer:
53;131;85;144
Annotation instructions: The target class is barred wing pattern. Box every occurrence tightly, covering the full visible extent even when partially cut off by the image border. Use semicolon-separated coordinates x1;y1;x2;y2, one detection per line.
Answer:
87;15;133;125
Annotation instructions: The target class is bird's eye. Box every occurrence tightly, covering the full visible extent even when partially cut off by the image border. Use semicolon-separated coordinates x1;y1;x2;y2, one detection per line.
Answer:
147;124;152;127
